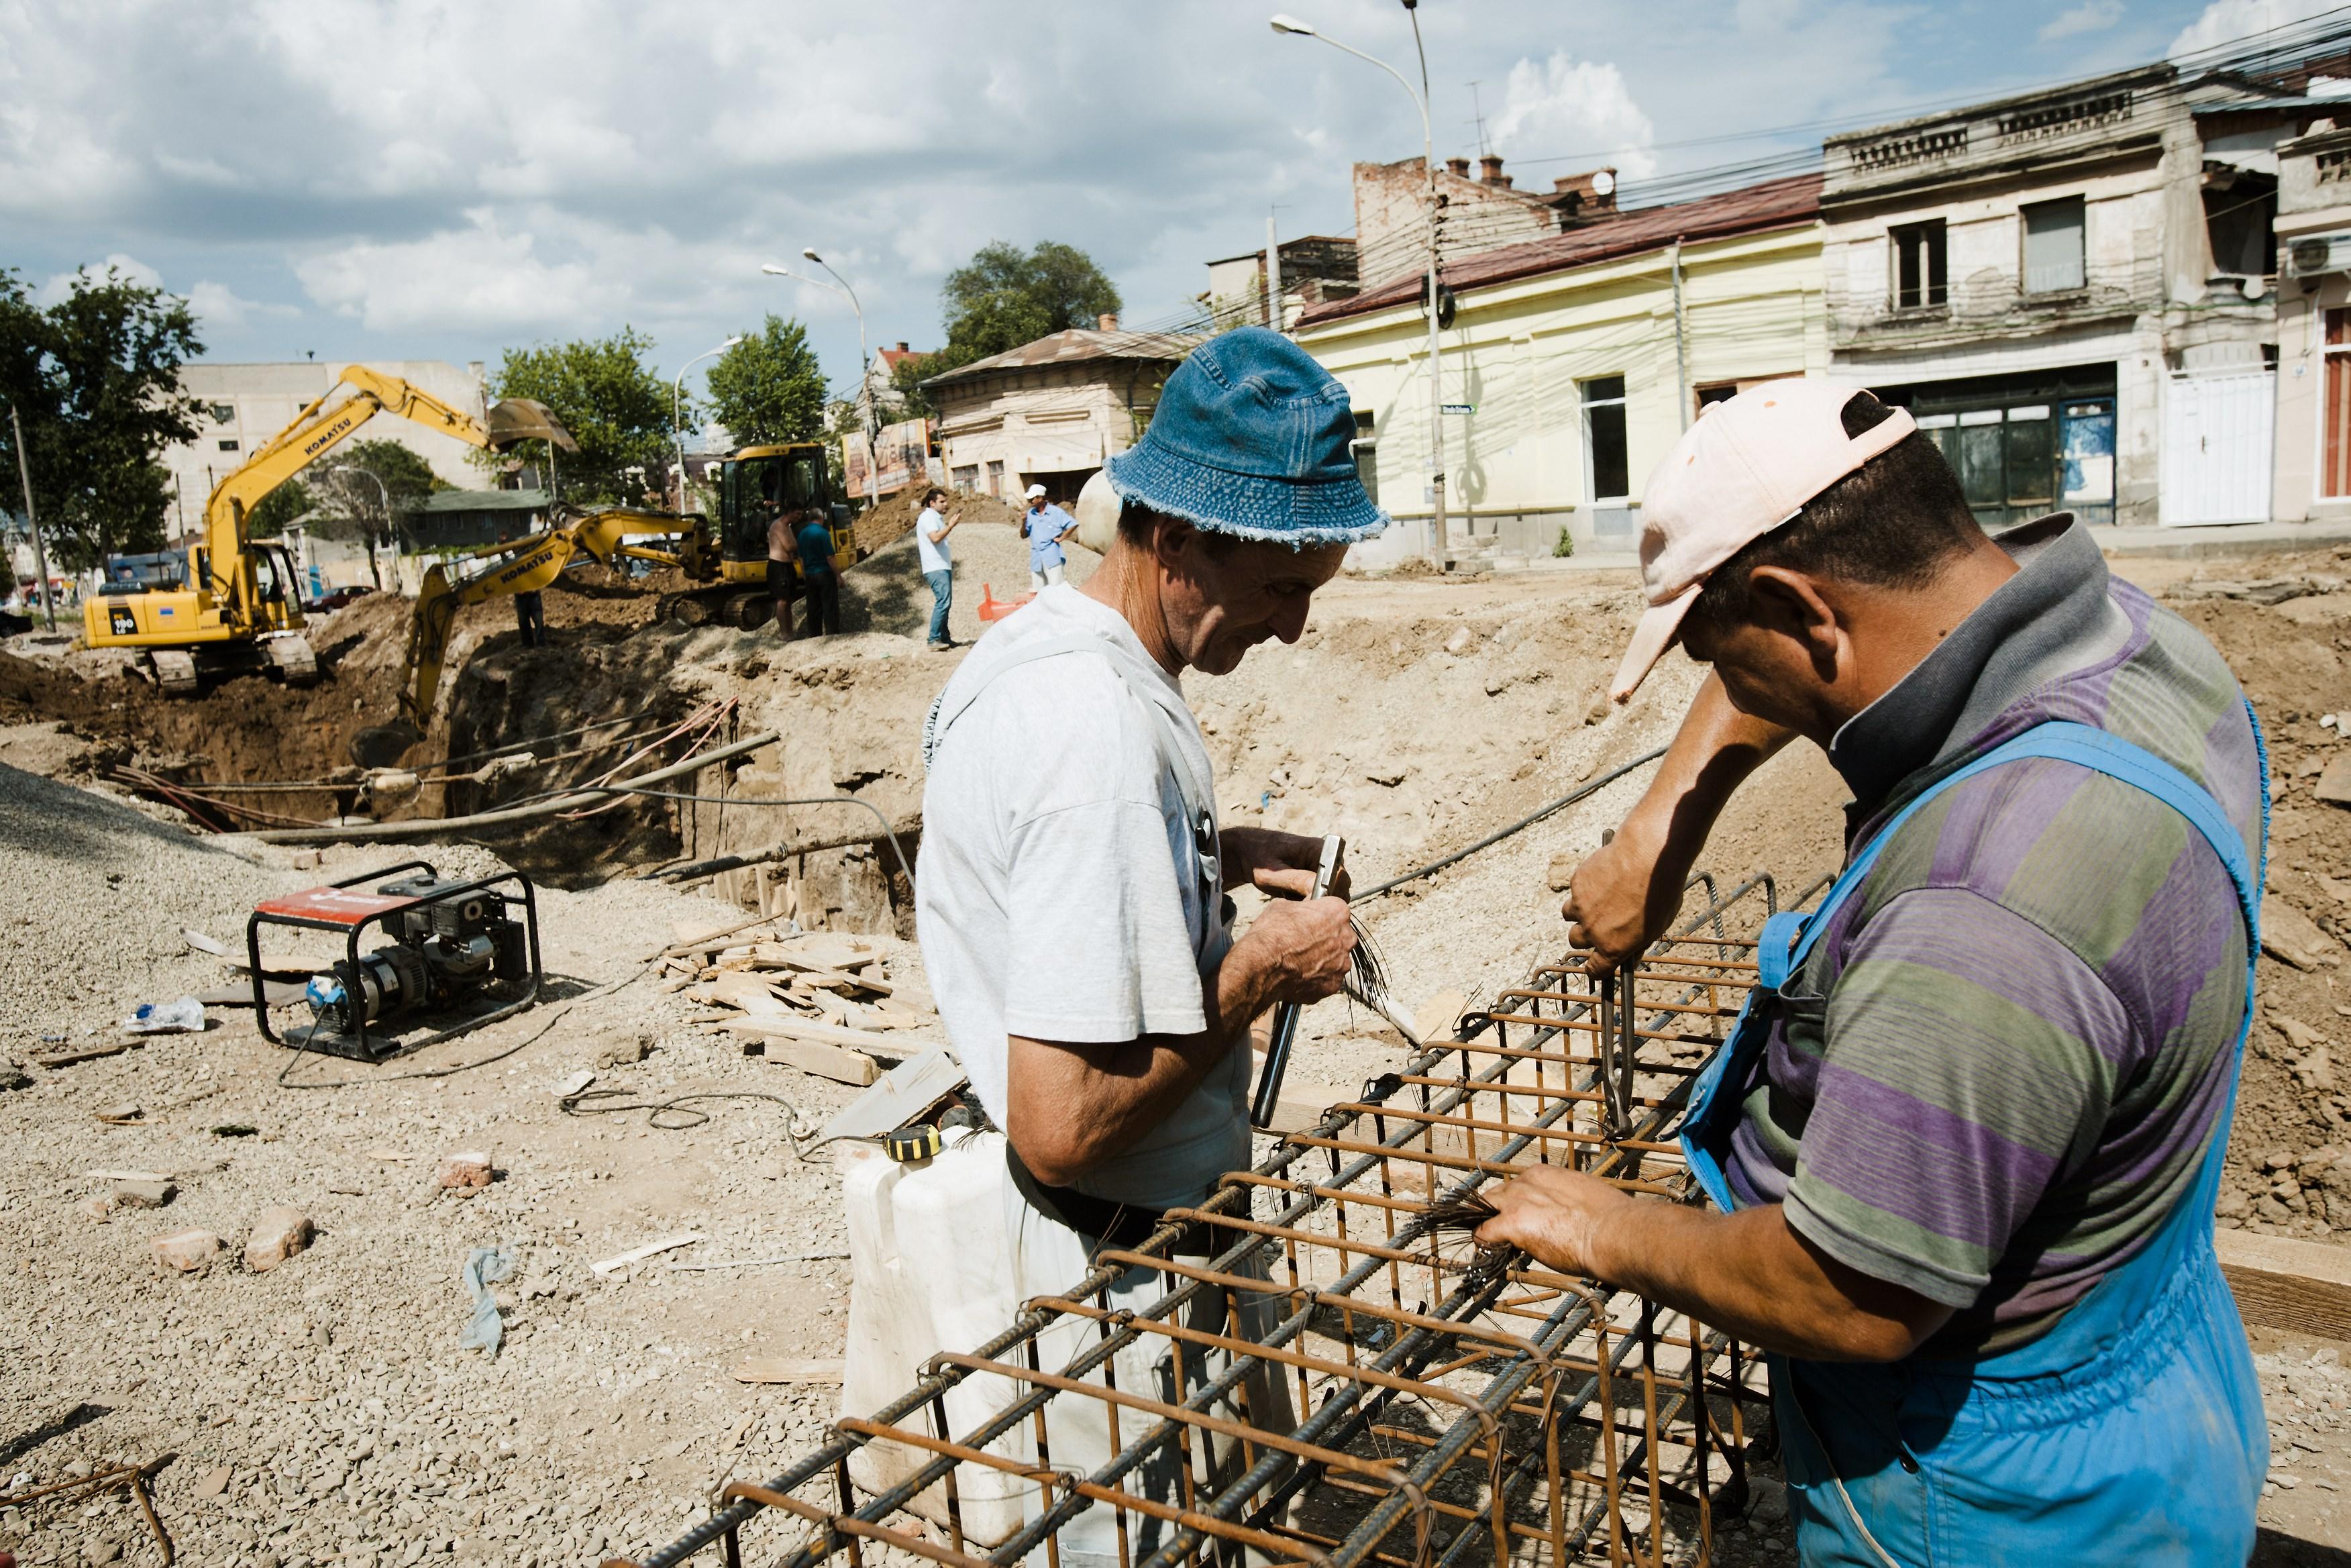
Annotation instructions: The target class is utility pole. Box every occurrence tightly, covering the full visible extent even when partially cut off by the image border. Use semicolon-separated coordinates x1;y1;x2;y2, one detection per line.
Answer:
1407;1;1447;568
1270;5;1444;567
9;402;55;631
1669;239;1690;431
1265;212;1284;331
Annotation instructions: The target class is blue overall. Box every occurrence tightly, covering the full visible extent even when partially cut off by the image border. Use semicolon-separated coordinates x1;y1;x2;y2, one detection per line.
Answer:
1680;717;2270;1565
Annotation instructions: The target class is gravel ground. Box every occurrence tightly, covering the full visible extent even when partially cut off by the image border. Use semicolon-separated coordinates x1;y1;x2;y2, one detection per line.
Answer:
8;551;2351;1565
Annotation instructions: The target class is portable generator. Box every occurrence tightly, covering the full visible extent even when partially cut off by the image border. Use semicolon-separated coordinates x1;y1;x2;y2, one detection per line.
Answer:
250;861;542;1061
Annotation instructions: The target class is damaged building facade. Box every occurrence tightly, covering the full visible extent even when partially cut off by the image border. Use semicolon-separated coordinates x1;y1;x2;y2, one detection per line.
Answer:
1820;64;2307;527
921;322;1198;506
1295;160;1824;567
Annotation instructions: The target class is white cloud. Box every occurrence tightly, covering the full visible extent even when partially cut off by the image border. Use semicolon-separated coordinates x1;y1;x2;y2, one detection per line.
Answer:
2171;0;2340;55
1489;51;1658;180
38;253;164;304
295;209;625;335
187;280;295;331
2041;0;2124;40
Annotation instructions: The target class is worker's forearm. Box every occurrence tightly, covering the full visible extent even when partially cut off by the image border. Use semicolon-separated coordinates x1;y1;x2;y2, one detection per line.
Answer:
1006;937;1284;1185
1580;1198;1943;1362
1619;674;1793;864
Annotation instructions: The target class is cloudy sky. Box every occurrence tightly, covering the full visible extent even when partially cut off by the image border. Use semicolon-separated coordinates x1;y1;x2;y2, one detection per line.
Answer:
0;0;2320;401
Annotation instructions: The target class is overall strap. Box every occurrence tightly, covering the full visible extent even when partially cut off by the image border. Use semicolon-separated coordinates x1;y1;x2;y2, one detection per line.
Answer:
1769;715;2261;992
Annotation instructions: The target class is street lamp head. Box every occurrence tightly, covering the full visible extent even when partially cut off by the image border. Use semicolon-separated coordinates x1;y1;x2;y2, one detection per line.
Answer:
760;263;793;276
801;247;823;263
1269;13;1315;34
723;335;745;348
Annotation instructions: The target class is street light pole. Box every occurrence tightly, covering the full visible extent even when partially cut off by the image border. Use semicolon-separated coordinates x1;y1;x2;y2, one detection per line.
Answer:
7;401;54;630
1272;9;1446;568
329;462;392;591
800;249;878;514
674;336;745;515
769;256;877;511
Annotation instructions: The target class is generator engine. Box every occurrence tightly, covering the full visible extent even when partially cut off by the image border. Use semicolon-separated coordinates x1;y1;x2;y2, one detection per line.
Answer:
303;873;529;1035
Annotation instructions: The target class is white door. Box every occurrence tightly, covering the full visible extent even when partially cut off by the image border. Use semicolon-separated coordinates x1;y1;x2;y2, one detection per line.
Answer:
2161;371;2275;526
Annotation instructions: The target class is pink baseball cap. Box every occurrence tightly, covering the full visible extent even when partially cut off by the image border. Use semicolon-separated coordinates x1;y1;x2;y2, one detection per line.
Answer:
1608;380;1916;702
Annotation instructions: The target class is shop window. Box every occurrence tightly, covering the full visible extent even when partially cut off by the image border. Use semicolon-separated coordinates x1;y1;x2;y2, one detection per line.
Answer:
2326;309;2351;499
1891;221;1948;309
1581;375;1630;503
2023;197;2087;293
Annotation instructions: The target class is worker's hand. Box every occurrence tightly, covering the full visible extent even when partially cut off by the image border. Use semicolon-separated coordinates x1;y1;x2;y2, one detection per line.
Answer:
1243;894;1357;1006
1473;1165;1632;1279
1561;814;1689;978
1222;826;1352;901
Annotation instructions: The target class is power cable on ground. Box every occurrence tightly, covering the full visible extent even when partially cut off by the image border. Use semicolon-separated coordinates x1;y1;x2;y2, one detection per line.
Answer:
558;1086;817;1143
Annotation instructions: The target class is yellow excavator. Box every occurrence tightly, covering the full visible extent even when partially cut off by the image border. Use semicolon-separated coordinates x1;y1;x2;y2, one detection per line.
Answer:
349;441;852;768
84;365;547;694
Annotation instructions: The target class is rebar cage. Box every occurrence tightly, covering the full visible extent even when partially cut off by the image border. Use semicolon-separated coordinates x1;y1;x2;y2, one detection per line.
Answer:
613;874;1799;1568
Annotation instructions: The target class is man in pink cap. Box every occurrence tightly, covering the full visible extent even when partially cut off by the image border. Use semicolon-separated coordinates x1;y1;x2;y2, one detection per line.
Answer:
1477;381;2267;1559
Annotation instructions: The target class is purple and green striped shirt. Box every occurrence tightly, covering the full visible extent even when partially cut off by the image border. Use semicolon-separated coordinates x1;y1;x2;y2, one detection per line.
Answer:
1725;515;2260;1353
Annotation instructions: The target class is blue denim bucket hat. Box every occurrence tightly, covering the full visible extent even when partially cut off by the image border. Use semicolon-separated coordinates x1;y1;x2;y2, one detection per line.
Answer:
1105;326;1390;547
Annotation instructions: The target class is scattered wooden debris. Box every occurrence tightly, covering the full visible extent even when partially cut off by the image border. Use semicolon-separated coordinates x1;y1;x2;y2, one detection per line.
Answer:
731;1356;844;1385
592;1231;704;1276
664;928;946;1086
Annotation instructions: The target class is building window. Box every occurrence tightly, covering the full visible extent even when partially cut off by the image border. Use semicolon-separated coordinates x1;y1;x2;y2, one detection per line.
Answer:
218;439;240;452
208;403;234;424
2326;309;2351;499
951;464;979;492
1581;376;1630;503
1891;221;1948;309
1693;382;1739;419
1350;409;1377;508
2022;197;2087;293
986;459;1004;497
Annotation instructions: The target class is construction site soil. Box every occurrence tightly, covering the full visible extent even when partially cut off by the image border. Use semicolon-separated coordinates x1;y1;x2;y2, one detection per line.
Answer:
5;539;2351;1563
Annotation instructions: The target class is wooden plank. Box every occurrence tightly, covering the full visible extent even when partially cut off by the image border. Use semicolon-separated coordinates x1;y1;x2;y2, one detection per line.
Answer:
35;1042;130;1068
590;1231;704;1277
717;1014;922;1054
2217;1228;2351;1341
757;1036;880;1088
732;1357;843;1385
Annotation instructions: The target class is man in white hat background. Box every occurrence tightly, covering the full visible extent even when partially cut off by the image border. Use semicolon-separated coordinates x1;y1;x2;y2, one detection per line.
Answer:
1021;482;1080;589
1477;382;2268;1559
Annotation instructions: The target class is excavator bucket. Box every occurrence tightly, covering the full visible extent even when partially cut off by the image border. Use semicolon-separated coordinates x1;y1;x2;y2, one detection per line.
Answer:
350;719;422;771
485;398;579;453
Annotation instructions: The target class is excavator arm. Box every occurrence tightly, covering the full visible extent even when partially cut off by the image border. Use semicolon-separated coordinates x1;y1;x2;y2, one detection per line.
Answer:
195;366;509;627
353;507;710;767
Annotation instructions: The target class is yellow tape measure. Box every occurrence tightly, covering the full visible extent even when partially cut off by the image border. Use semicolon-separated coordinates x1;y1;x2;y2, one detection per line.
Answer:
886;1123;943;1163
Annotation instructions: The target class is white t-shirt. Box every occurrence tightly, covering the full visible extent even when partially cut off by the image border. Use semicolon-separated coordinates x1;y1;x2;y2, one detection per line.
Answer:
917;507;951;574
916;584;1246;1210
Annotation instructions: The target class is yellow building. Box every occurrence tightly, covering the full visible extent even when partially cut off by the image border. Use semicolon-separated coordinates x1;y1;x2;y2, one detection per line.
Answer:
1294;175;1825;566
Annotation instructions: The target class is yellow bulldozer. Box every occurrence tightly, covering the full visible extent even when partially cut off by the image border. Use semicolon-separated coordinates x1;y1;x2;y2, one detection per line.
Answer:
349;440;853;768
83;366;553;694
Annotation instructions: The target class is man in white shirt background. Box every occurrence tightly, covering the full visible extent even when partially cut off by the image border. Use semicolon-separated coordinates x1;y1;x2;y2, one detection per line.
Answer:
915;485;961;650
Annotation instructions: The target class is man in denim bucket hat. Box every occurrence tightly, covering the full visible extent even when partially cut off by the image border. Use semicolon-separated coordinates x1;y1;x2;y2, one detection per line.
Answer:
915;327;1388;1561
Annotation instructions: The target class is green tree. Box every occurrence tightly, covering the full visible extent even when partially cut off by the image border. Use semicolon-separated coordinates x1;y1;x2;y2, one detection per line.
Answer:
486;328;673;505
246;478;317;540
312;439;444;587
705;314;827;448
0;265;203;568
922;240;1122;384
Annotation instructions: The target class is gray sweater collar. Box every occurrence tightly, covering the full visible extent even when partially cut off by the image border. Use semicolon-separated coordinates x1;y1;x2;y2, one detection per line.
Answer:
1826;514;2130;814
